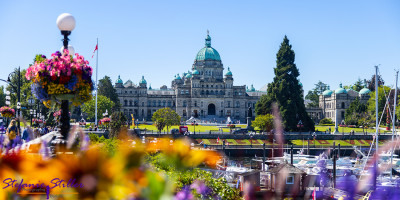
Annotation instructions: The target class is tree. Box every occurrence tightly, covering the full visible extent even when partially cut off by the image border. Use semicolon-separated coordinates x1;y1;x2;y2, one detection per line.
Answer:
352;78;364;92
365;75;384;92
6;68;33;118
367;86;391;124
152;107;181;133
305;81;328;108
344;97;367;126
0;86;5;107
255;36;314;131
81;95;115;120
319;118;333;125
98;76;120;110
251;114;274;132
109;111;127;138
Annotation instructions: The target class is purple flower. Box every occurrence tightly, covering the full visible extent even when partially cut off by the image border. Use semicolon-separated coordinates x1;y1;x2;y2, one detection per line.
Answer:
190;181;211;196
65;75;77;90
175;186;193;200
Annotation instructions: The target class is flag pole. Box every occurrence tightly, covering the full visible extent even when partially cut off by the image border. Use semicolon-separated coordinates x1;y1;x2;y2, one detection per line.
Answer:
95;38;99;126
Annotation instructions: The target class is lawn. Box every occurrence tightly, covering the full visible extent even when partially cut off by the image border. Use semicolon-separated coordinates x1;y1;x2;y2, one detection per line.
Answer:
315;125;392;133
135;124;247;133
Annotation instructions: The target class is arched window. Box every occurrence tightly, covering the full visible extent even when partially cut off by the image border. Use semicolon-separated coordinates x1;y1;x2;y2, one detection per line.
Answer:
206;90;209;95
201;90;204;95
210;90;214;95
163;100;166;107
158;100;161;107
183;100;187;107
236;101;240;108
134;100;138;106
124;100;128;106
153;100;156;107
168;101;171;107
129;100;133;106
147;100;151;106
341;102;345;109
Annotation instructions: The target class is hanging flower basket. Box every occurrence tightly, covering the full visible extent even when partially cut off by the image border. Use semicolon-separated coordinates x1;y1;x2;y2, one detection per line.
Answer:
25;50;94;108
0;106;15;118
32;118;44;124
100;117;111;125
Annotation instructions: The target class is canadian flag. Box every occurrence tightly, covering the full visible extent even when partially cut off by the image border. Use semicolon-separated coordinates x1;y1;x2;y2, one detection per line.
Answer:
92;44;98;58
217;136;220;144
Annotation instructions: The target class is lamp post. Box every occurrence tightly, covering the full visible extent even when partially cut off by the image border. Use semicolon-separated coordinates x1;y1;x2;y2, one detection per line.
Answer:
0;67;21;131
192;120;198;134
297;120;303;133
28;97;34;126
56;13;75;142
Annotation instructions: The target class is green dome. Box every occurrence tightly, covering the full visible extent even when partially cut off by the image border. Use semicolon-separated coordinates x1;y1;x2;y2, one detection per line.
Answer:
250;84;256;92
139;76;147;84
185;73;192;78
335;84;347;94
116;75;123;84
225;67;232;76
359;88;371;95
192;69;199;75
175;74;181;80
195;33;221;61
322;90;333;96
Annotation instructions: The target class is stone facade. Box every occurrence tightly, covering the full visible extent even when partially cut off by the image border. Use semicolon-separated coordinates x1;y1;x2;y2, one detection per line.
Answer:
115;33;266;122
306;84;371;124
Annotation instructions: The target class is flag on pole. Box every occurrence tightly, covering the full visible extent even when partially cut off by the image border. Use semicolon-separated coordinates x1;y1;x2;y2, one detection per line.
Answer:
217;136;220;144
92;44;98;58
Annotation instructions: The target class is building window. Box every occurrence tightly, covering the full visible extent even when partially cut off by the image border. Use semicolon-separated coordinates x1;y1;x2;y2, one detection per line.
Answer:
236;101;240;108
158;100;161;107
163;100;166;107
183;100;187;107
134;100;138;106
147;101;151;106
168;101;171;107
129;100;133;106
286;176;294;184
201;101;203;107
124;100;128;106
221;102;223;107
194;101;197;107
341;111;345;119
201;90;204;95
130;91;132;94
206;90;209;95
342;102;345;109
125;91;127;94
142;102;144;107
228;101;231;108
153;100;156;107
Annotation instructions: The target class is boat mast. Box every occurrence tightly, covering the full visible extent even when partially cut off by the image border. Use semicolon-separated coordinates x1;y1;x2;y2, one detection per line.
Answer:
391;70;398;181
375;65;379;154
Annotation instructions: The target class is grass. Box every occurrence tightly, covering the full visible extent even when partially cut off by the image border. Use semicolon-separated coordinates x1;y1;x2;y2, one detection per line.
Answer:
134;124;247;133
315;125;393;133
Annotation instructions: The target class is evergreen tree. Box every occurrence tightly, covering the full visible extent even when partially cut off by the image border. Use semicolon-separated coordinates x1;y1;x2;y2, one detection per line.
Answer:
365;75;384;92
305;81;328;108
98;76;120;110
255;36;314;131
352;78;364;92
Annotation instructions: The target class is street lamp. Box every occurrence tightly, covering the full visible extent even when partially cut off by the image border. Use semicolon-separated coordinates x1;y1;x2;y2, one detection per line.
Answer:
28;97;34;126
29;109;33;126
0;67;21;131
55;13;76;144
192;120;198;134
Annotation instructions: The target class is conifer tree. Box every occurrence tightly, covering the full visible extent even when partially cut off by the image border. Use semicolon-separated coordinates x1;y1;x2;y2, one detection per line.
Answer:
255;36;314;131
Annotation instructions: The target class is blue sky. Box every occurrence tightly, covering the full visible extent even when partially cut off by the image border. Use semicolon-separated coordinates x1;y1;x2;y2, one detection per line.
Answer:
0;1;399;94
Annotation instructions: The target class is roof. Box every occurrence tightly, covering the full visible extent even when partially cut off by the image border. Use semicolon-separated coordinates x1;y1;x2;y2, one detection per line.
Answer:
139;76;147;84
322;90;332;96
225;67;232;76
116;75;123;84
359;87;371;95
268;163;305;174
195;33;221;61
335;83;347;94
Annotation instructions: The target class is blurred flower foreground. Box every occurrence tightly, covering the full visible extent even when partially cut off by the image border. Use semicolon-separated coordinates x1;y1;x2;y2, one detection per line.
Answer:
0;129;240;200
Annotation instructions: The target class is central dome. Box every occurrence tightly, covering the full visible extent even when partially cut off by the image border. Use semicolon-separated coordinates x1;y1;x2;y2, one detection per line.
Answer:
195;33;221;61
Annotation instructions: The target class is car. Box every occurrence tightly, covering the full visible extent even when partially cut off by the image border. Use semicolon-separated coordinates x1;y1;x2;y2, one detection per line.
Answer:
233;129;248;134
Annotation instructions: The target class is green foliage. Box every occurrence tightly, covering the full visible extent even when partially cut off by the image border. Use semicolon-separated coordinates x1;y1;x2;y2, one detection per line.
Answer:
255;36;314;131
319;118;333;125
305;81;328;108
352;78;364;92
81;95;115;120
98;76;120;110
88;133;118;156
151;107;180;133
0;86;5;108
252;114;274;132
6;68;34;119
109;111;127;138
367;86;391;123
148;154;241;200
345;97;368;126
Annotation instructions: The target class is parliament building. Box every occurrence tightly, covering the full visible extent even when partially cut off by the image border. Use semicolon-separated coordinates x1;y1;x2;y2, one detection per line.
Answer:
114;33;266;122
